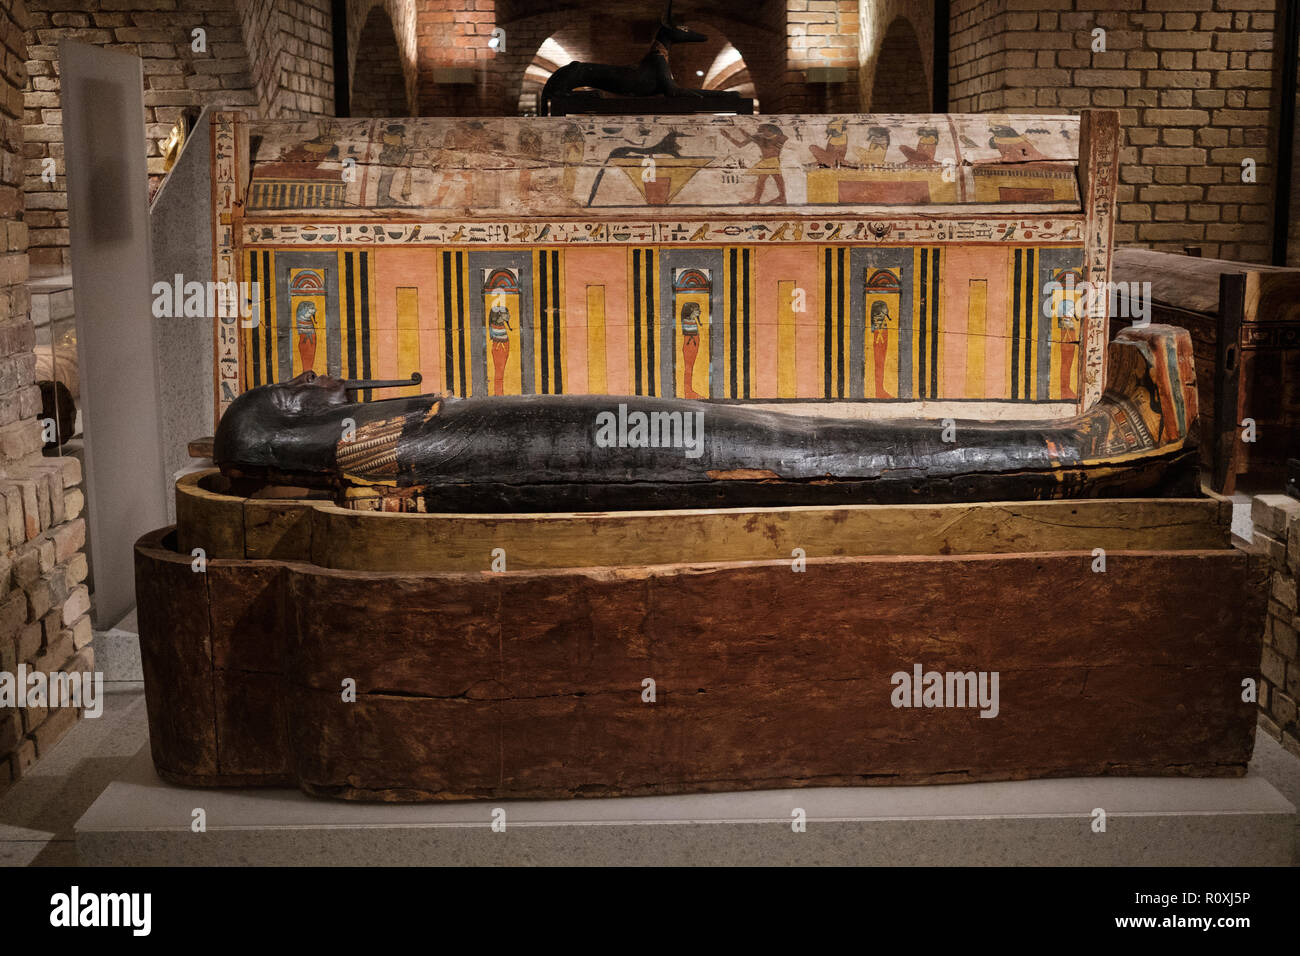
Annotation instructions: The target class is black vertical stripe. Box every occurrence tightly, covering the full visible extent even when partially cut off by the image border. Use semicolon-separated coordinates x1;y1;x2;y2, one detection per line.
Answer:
930;246;939;400
538;252;550;394
456;253;467;397
729;248;739;398
1011;249;1022;401
632;250;642;394
249;253;260;386
442;251;455;396
344;252;356;379
645;252;655;395
359;252;372;401
1024;248;1034;400
551;251;562;393
262;251;272;384
823;247;833;398
836;249;846;398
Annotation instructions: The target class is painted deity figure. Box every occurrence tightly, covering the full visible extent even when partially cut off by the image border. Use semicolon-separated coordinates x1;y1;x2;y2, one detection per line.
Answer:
810;118;849;168
901;127;940;165
679;300;702;400
859;125;890;165
870;299;894;400
296;301;318;373
1058;303;1079;401
721;123;788;204
376;123;411;205
488;304;512;396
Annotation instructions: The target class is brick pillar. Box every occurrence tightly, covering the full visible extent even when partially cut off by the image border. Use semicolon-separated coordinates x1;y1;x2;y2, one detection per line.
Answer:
1251;494;1300;758
0;0;91;797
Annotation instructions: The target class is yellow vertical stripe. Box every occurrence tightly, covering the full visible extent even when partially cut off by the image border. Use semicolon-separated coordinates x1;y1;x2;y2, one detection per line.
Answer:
966;279;987;399
722;253;731;397
587;284;606;394
646;250;658;397
778;279;797;398
1024;247;1036;400
396;287;421;396
932;247;943;399
264;252;277;385
627;251;637;393
1004;249;1018;400
817;248;830;397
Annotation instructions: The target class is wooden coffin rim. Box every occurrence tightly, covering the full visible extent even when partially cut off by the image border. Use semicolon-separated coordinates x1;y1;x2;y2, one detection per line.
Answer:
175;470;1232;573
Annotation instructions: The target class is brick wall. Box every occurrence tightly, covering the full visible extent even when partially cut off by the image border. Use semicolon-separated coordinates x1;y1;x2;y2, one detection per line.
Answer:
0;0;92;798
23;0;351;272
781;0;860;112
25;0;261;271
948;0;1279;263
1250;494;1300;759
236;0;334;117
414;0;497;115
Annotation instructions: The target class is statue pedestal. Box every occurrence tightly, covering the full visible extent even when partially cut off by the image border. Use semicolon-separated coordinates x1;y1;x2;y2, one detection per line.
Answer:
74;746;1295;866
549;92;755;115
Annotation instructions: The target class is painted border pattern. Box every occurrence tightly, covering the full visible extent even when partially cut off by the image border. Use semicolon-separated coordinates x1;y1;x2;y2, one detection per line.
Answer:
240;217;1087;248
1080;111;1119;411
212;111;244;419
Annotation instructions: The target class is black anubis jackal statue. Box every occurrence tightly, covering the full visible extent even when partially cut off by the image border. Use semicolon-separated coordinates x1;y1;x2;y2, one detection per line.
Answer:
540;1;741;115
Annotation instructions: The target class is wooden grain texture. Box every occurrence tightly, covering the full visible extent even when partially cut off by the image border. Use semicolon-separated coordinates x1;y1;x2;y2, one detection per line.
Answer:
174;471;1232;572
242;498;314;561
309;498;1230;571
1215;273;1246;494
1112;247;1289;317
1112;251;1300;491
1237;271;1300;487
134;529;218;780
175;472;244;559
284;549;1262;800
136;528;295;786
134;525;1265;801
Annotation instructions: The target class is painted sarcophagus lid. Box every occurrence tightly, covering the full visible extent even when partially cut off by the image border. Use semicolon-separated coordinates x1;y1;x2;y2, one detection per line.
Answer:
242;114;1085;218
213;110;1118;426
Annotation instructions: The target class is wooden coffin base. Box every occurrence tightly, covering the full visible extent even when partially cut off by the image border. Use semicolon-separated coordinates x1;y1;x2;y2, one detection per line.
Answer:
135;479;1266;802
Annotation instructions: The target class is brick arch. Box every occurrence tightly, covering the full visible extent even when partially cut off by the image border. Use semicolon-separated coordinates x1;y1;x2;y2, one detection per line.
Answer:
352;4;413;115
683;12;782;113
490;10;578;117
500;6;780;116
349;0;419;115
866;15;928;112
857;1;933;113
